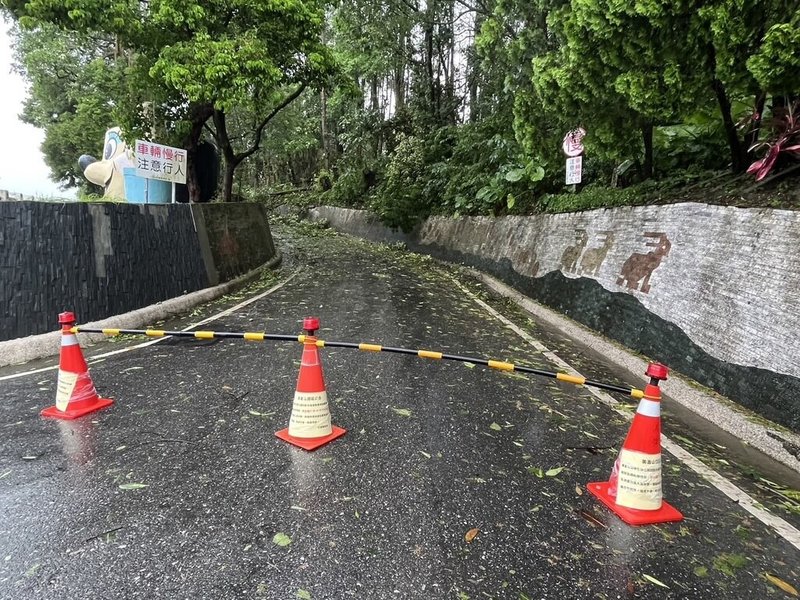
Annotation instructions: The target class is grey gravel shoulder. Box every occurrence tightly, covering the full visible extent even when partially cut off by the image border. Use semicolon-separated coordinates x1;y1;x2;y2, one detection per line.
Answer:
0;252;282;368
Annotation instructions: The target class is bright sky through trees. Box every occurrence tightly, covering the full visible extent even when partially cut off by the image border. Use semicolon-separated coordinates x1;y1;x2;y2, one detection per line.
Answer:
0;20;74;198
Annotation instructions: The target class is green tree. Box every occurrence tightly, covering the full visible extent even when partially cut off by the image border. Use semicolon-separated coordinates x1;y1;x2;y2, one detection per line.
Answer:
529;0;710;179
747;12;800;96
8;0;334;201
148;1;334;201
12;23;123;190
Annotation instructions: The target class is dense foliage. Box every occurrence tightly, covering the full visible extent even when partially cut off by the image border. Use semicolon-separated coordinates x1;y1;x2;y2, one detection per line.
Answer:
5;0;800;220
7;0;333;201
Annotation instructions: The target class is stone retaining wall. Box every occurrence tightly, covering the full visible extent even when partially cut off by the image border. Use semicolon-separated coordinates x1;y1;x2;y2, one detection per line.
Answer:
309;204;800;431
0;201;276;341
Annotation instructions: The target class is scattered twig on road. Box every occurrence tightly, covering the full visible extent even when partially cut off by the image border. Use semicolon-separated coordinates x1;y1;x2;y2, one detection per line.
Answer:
565;445;614;455
575;509;608;529
83;525;125;544
223;390;250;405
134;438;197;445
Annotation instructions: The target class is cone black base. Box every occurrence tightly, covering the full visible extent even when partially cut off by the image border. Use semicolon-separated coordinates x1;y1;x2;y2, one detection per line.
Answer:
275;425;346;451
587;481;683;525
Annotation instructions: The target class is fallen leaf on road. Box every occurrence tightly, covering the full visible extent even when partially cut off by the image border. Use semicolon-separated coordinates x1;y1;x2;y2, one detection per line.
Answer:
713;553;747;576
272;532;292;547
118;483;148;490
490;422;502;431
765;573;799;596
464;362;476;369
527;466;544;478
545;467;564;477
575;485;583;496
465;528;479;543
694;566;708;577
296;589;311;599
642;574;669;588
392;407;412;417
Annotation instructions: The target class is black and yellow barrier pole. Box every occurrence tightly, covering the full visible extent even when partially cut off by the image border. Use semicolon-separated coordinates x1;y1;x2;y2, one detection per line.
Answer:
71;326;646;400
72;326;301;343
303;338;645;399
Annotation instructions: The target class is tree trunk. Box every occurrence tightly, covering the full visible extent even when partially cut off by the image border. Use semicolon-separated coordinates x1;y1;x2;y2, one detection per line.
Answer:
321;87;329;169
394;66;405;113
222;161;235;203
370;77;379;112
212;85;307;201
425;1;436;120
184;103;214;203
394;32;406;112
713;79;746;172
642;122;654;180
707;45;745;172
212;109;238;202
447;1;455;123
468;12;484;122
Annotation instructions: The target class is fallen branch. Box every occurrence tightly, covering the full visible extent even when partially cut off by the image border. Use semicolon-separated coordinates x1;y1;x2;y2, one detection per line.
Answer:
742;162;800;194
264;187;311;197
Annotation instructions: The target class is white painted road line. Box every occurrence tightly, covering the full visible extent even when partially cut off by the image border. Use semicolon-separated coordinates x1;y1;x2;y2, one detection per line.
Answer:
0;273;297;382
451;273;800;552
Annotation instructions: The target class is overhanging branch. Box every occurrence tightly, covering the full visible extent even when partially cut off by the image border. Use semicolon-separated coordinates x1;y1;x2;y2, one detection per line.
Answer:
233;82;308;165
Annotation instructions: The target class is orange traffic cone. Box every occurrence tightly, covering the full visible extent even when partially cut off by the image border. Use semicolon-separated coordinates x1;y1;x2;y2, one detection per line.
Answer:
587;363;683;525
41;312;113;420
276;317;346;451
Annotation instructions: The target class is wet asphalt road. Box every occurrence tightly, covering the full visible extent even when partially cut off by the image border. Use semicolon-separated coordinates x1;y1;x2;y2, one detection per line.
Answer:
1;222;799;599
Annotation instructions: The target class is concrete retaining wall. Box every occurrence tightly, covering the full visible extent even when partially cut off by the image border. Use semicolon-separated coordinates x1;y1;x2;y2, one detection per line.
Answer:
309;204;800;431
0;201;276;342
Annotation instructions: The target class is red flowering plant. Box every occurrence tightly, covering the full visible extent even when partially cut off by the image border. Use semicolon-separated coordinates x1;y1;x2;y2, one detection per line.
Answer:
747;101;800;181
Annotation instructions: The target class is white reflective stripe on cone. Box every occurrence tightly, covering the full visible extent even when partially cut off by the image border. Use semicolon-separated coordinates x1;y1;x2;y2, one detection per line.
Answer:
61;334;79;347
301;349;320;367
636;398;661;418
